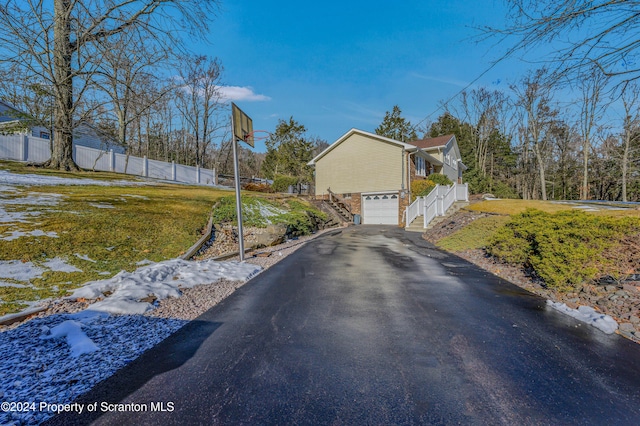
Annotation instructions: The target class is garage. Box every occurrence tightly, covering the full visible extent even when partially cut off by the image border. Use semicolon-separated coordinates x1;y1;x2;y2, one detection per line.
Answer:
361;192;399;225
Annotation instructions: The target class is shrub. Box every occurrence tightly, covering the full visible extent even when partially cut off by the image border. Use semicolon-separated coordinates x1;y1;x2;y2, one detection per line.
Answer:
427;173;453;186
411;180;436;201
243;183;274;193
271;175;298;192
410;174;453;201
487;209;640;290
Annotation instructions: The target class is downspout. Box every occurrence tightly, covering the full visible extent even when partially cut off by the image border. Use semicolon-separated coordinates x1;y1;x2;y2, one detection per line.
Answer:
403;148;419;226
407;149;418;201
401;148;405;191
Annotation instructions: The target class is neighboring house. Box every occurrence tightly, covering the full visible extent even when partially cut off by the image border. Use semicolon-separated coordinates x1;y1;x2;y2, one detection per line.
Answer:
307;128;467;226
0;100;124;153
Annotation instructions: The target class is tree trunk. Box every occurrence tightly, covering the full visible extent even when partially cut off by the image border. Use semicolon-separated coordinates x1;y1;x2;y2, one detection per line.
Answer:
533;144;547;200
582;140;589;200
622;133;629;202
47;0;79;171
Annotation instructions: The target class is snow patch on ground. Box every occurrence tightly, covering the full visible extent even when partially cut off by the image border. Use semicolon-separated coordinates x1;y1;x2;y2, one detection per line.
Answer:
547;300;619;334
0;169;150;187
0;257;82;284
245;200;286;224
0;281;28;288
43;258;82;273
40;320;99;357
70;259;260;315
0;260;45;281
74;254;97;263
1;229;59;241
88;202;114;209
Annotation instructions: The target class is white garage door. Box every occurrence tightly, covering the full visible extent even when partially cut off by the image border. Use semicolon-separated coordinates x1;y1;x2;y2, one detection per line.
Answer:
362;193;399;225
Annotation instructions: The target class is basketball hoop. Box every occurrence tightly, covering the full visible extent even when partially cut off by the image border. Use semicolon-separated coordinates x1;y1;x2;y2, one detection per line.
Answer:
244;130;272;142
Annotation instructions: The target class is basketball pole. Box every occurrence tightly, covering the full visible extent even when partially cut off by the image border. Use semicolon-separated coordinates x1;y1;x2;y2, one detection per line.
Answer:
230;111;245;261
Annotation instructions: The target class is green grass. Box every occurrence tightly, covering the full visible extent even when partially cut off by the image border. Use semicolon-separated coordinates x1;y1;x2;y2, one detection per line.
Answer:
0;162;231;315
437;215;510;251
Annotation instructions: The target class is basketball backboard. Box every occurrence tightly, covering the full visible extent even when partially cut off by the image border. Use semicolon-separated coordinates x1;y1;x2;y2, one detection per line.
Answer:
231;103;254;148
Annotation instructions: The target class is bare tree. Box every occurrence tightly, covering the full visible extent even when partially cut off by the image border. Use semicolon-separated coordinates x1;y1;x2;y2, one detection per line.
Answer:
620;82;640;202
176;55;225;167
547;120;581;200
0;0;218;170
512;69;558;200
576;70;609;199
487;0;640;84
91;29;171;155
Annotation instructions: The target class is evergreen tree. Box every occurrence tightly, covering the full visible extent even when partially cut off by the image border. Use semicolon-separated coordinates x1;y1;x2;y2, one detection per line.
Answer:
374;105;417;142
261;117;315;190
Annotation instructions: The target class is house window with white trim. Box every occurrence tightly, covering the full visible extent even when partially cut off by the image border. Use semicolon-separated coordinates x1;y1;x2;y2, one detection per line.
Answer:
416;157;426;176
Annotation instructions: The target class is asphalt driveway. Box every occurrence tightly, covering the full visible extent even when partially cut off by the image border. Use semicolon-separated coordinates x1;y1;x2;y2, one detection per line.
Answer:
46;225;640;425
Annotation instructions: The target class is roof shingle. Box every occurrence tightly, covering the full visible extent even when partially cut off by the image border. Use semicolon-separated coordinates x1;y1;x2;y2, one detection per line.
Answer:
409;134;454;149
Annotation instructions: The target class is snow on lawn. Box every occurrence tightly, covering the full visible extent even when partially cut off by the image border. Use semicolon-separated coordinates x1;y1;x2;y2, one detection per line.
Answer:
0;258;81;283
0;169;151;187
0;259;261;425
547;300;618;334
245;199;287;224
0;169;150;243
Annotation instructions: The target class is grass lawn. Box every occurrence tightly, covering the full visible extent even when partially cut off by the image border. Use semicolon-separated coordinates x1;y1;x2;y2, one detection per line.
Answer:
437;215;511;252
468;199;578;215
0;162;231;315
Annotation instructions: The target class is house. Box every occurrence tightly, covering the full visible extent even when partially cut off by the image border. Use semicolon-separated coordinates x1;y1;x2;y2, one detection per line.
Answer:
307;129;467;226
410;134;466;184
0;100;124;153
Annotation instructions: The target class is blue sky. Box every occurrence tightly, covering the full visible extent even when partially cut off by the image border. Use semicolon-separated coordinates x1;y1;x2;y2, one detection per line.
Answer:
204;1;526;152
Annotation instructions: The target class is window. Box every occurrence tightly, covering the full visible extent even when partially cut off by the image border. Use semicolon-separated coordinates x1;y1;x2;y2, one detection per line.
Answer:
416;157;426;176
40;132;50;140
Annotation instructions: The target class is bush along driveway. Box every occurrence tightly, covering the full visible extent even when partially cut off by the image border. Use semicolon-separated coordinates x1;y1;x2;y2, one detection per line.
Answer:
425;206;640;342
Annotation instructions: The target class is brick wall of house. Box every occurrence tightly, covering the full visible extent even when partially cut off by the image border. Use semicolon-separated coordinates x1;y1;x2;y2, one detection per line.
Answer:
351;193;362;216
399;191;409;227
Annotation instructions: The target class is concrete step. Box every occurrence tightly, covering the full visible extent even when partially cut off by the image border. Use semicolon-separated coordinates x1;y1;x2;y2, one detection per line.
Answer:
404;226;425;233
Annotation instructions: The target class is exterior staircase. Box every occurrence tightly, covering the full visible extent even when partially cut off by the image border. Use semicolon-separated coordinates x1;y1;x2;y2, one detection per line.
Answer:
323;188;354;223
404;183;469;233
309;189;354;226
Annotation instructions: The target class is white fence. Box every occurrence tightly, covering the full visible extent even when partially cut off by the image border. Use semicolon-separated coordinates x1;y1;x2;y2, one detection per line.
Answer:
404;183;469;229
0;134;217;186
